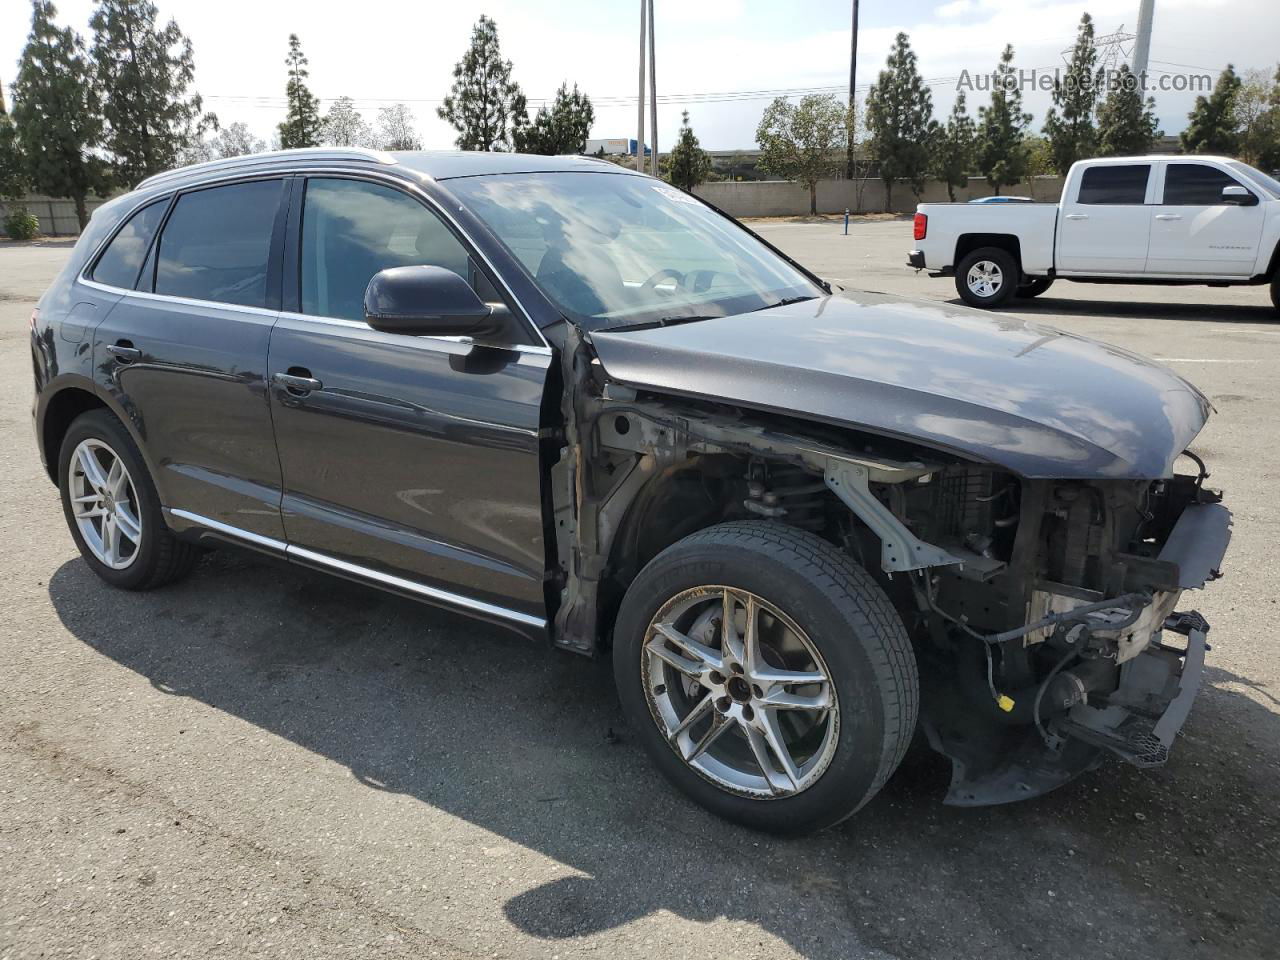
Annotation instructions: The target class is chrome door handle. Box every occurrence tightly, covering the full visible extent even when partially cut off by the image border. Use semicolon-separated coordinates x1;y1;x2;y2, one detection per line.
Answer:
1064;214;1089;220
1155;214;1183;221
272;371;323;394
106;342;142;363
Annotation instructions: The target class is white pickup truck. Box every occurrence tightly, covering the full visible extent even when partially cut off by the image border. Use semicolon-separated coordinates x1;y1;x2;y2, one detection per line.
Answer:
908;155;1280;313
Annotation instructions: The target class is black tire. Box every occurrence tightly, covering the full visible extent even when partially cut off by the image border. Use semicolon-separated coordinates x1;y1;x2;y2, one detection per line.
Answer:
1271;274;1279;314
1016;277;1054;298
58;409;199;590
613;520;918;834
955;246;1019;308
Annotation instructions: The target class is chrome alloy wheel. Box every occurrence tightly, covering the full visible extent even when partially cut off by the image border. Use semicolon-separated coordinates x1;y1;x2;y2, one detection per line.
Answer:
642;586;839;799
68;438;142;570
966;259;1004;299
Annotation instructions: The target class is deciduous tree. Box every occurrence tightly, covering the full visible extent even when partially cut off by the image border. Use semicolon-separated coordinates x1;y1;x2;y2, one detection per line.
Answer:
321;96;374;148
376;104;421;151
438;15;528;151
12;1;108;228
976;44;1032;195
89;0;210;186
664;110;712;190
865;32;935;208
1042;13;1100;175
513;82;594;155
756;94;849;216
1096;65;1160;156
278;34;321;149
1235;67;1280;169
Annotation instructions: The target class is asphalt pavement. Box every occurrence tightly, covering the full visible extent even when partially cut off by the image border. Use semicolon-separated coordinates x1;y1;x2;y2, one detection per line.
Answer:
1;222;1276;960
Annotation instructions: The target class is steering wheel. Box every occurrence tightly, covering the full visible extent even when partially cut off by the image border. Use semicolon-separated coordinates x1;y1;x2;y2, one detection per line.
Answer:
638;268;687;297
638;268;733;298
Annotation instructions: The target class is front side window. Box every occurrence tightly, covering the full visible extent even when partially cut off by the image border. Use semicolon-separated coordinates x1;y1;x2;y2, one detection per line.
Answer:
300;178;475;322
155;179;283;308
445;172;825;330
1163;164;1250;205
1077;165;1150;205
91;197;168;289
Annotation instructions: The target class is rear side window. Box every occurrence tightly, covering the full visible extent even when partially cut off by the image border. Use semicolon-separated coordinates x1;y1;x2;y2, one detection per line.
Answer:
155;179;283;308
300;177;474;322
91;198;168;289
1163;164;1247;205
1077;165;1150;204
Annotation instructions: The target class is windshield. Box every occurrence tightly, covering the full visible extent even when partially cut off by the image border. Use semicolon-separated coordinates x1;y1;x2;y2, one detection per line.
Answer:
446;171;825;330
1226;160;1280;199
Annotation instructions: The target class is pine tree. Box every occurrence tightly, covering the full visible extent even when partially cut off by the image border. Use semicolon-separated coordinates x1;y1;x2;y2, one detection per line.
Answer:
1181;65;1242;155
1096;65;1161;156
278;34;321;149
12;1;107;228
512;82;594;156
932;92;975;201
0;86;26;201
756;94;849;215
865;32;936;208
438;15;528;151
665;111;712;190
1042;13;1100;175
89;0;210;186
977;45;1033;195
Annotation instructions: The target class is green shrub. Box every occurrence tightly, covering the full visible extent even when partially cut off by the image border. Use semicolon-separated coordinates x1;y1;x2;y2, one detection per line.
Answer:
4;208;39;241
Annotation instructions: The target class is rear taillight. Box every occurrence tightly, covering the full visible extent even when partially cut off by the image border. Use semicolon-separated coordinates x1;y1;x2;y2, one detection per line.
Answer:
913;213;928;241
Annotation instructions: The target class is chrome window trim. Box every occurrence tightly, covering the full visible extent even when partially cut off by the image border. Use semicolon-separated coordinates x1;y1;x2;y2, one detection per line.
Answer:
80;277;281;319
166;508;545;629
79;163;552;353
274;310;553;358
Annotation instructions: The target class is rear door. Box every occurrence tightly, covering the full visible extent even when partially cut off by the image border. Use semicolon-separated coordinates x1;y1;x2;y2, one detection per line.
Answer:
91;177;289;540
1146;161;1266;276
1056;163;1154;274
266;175;550;621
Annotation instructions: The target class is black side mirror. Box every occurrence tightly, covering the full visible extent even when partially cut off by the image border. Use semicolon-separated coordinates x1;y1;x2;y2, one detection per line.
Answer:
364;265;510;338
1221;184;1258;206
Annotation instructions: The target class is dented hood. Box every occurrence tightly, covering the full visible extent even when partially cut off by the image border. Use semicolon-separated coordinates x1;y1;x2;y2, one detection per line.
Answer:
588;291;1211;479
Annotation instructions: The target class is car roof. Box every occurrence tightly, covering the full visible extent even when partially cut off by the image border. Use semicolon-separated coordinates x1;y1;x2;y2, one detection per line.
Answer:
134;146;640;193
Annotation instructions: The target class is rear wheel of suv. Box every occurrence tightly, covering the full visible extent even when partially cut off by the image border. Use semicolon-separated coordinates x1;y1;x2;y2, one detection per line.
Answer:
612;521;918;834
58;410;199;590
955;247;1018;308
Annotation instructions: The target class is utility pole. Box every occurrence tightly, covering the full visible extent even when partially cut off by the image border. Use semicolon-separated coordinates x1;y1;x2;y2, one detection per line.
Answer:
636;0;646;172
1131;0;1155;83
845;0;859;180
647;0;658;177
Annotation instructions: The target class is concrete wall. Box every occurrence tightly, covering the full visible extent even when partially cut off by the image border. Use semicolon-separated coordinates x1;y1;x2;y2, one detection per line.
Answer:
1;196;111;237
694;176;1065;218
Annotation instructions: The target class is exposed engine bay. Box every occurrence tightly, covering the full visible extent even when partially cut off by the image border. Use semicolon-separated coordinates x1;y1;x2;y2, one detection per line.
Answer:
548;327;1232;805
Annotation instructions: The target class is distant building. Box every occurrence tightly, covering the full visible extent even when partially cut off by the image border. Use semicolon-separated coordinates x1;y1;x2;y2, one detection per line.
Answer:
586;138;650;157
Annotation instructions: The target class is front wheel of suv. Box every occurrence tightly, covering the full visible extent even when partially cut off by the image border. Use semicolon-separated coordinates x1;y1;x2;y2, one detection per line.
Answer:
613;521;918;834
58;409;199;590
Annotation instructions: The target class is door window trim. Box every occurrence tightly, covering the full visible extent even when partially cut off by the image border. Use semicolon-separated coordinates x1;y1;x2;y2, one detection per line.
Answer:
1158;161;1256;206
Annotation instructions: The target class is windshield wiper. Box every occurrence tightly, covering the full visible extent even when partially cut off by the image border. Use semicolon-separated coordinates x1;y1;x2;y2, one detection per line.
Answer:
748;295;818;313
603;315;720;333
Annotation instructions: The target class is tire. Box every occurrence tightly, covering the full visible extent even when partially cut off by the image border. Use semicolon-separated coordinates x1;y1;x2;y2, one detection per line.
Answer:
58;409;199;590
1016;277;1054;299
1271;274;1280;314
613;520;918;834
955;246;1019;308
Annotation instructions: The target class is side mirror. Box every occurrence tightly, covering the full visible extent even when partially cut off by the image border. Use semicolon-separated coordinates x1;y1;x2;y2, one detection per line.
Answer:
1222;184;1258;206
364;265;509;338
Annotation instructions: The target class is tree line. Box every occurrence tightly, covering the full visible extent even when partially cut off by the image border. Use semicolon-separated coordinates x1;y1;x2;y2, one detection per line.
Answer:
754;15;1280;213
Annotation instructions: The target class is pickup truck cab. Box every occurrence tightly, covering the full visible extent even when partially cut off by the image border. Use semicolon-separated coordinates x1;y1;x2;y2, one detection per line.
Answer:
909;155;1280;312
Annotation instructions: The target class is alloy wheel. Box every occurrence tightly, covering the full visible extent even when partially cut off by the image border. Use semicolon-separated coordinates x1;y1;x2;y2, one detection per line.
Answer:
68;438;142;570
966;259;1003;299
642;585;840;799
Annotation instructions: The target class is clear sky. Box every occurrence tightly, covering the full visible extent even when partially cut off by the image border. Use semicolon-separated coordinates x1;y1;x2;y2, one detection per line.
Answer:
3;0;1277;152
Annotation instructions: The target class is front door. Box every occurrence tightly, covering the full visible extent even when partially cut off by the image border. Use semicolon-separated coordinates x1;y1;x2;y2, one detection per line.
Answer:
267;176;550;619
1056;162;1153;274
92;177;288;541
1146;162;1266;276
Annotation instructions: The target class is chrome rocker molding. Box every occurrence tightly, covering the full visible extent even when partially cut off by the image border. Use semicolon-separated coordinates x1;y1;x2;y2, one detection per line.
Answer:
165;507;546;630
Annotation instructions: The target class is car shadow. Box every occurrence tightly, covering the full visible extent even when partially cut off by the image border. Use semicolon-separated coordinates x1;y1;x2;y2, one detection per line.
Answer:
947;294;1278;325
47;549;1280;960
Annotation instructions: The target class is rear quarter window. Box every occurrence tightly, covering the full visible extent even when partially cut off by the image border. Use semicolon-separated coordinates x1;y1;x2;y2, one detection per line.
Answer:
90;198;169;289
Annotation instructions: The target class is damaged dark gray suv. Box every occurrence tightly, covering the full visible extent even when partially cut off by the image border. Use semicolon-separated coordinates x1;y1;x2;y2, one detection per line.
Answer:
31;148;1232;833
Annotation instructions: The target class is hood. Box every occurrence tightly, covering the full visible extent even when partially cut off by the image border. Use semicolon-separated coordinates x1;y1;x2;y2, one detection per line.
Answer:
589;292;1211;479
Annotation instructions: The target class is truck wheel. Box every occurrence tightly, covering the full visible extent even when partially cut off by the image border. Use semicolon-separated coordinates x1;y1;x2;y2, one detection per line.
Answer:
613;521;918;834
1271;274;1280;314
58;410;199;590
955;247;1018;308
1016;277;1054;299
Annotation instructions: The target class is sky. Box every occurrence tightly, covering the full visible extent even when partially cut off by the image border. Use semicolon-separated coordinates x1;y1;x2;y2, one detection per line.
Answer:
3;0;1278;153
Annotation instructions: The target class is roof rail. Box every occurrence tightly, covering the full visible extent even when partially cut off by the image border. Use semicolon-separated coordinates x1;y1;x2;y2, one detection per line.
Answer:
135;147;397;190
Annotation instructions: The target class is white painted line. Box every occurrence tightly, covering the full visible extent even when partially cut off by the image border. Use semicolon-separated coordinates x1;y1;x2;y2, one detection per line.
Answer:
1155;358;1260;363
